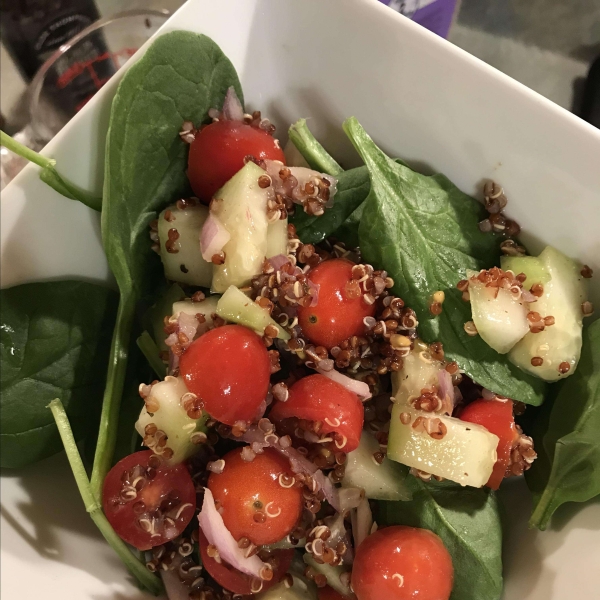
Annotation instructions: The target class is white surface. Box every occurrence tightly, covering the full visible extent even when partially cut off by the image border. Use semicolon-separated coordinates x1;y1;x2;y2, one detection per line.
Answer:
1;0;600;598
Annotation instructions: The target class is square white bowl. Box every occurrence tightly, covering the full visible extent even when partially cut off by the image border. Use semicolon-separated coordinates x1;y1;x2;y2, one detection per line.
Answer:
1;1;599;599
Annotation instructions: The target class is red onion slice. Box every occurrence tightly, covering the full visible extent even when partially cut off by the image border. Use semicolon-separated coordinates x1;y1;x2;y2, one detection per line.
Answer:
316;368;371;401
351;498;373;549
222;86;244;122
337;487;363;512
268;254;291;271
161;557;189;600
198;488;267;578
200;213;231;261
307;280;320;307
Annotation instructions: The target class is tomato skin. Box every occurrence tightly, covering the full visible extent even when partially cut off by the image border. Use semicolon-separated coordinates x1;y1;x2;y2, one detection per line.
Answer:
208;447;302;546
102;450;196;550
188;120;286;202
179;325;270;426
269;374;364;452
199;529;293;595
460;399;518;490
352;526;453;600
298;259;376;349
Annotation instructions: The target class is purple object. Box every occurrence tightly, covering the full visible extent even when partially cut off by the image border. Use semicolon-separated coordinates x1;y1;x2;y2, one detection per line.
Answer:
379;0;458;38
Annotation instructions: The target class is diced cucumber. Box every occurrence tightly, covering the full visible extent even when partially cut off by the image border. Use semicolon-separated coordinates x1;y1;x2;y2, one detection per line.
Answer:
391;345;443;404
135;376;207;465
508;246;588;381
172;294;220;324
501;255;550;285
211;162;270;293
216;285;290;340
267;218;289;258
387;403;498;488
467;276;529;354
303;555;352;598
158;203;212;287
145;284;186;352
256;576;317;600
342;430;411;501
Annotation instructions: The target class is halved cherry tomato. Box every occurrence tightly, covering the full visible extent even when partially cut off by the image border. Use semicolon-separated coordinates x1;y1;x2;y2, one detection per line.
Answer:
298;259;376;349
319;586;355;600
269;374;364;452
199;529;293;595
459;398;519;490
352;526;454;600
179;325;270;426
188;120;286;202
208;447;302;546
102;450;196;550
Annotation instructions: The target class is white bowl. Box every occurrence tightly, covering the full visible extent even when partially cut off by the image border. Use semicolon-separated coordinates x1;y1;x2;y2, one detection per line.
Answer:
1;1;599;598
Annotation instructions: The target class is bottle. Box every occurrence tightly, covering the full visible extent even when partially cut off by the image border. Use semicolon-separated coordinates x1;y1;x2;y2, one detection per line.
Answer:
0;0;114;115
379;0;460;39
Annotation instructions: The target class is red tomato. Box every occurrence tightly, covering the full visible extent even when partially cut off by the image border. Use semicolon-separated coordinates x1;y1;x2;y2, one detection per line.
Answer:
460;398;519;490
179;325;270;426
188;120;286;201
269;374;364;452
208;447;302;546
199;529;293;595
319;586;355;600
102;450;196;550
298;259;376;349
352;526;454;600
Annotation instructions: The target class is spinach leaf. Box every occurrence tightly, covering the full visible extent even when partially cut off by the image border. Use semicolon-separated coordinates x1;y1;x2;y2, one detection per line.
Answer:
291;166;371;245
0;281;117;468
343;117;545;405
288;118;343;176
91;31;242;499
0;131;102;211
379;476;503;600
527;320;600;530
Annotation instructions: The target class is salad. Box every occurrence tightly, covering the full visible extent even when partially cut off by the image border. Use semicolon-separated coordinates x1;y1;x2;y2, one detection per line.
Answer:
1;31;599;600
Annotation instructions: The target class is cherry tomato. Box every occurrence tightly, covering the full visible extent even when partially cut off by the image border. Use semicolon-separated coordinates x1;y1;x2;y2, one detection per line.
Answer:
208;447;303;546
459;398;518;490
199;529;294;595
352;526;453;600
188;120;286;202
319;586;355;600
102;450;196;550
298;259;376;349
179;325;270;426
269;374;364;452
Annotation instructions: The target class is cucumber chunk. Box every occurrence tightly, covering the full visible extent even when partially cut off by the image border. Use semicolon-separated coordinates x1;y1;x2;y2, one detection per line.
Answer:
267;217;289;259
501;255;550;285
342;430;411;501
211;162;270;293
157;203;212;287
135;376;207;465
216;285;290;340
467;273;529;354
256;576;317;600
507;246;588;381
391;344;443;404
145;283;186;352
303;555;352;598
387;403;499;488
172;295;220;324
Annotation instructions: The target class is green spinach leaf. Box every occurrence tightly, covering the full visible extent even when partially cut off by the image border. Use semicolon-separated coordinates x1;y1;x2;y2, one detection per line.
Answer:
91;31;242;498
0;281;117;468
288;118;343;176
291;166;371;245
343;117;545;405
379;476;503;600
527;320;600;530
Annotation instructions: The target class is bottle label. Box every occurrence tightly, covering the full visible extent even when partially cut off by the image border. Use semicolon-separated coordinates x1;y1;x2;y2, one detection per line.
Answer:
34;14;94;59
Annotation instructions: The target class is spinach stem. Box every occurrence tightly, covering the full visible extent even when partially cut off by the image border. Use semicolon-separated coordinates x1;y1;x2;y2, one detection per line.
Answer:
90;294;136;503
136;330;167;378
48;399;163;595
0;130;55;169
288;119;343;177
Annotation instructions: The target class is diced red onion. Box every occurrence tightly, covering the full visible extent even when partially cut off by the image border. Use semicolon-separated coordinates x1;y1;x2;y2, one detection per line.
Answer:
268;254;291;271
521;289;537;303
337;487;363;512
222;86;244;122
307;280;320;307
178;312;200;343
317;368;371;401
161;557;189;600
200;213;230;261
351;497;373;549
482;388;497;401
198;488;267;578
